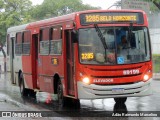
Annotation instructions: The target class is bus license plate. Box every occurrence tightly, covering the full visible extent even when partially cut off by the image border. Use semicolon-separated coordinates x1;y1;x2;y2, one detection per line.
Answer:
112;88;124;93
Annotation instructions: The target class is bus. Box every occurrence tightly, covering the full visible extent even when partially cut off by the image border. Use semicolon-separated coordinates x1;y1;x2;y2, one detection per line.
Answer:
6;10;152;107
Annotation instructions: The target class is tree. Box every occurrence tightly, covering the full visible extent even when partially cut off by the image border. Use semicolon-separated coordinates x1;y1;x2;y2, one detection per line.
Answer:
30;0;100;20
0;0;99;72
0;0;32;44
0;0;32;72
150;0;160;9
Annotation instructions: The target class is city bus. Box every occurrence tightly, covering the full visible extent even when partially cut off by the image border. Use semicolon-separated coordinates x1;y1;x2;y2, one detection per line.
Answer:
6;10;152;107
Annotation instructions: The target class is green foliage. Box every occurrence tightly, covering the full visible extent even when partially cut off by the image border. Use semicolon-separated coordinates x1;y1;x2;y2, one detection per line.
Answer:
135;0;160;11
152;54;160;73
30;0;100;20
0;0;99;46
0;0;32;45
0;0;160;47
143;0;160;11
153;0;160;2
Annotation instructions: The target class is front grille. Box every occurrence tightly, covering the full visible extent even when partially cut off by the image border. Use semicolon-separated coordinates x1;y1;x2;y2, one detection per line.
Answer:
94;81;140;86
91;73;141;78
95;91;141;96
90;65;142;71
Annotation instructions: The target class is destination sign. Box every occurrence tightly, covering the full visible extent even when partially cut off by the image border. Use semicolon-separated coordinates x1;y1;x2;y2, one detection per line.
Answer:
80;12;144;25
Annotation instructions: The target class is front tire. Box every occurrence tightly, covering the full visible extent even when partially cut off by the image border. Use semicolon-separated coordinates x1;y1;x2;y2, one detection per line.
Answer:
57;80;80;108
57;80;67;107
73;99;80;109
114;97;127;104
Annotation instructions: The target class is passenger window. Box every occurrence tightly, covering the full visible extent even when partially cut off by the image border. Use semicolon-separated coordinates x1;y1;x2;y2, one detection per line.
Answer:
40;28;50;55
50;26;62;55
15;32;22;55
22;31;31;55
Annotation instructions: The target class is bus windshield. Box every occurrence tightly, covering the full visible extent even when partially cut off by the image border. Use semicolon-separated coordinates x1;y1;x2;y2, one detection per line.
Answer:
78;26;150;65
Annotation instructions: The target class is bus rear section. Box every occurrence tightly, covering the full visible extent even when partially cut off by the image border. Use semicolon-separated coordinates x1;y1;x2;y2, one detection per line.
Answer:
75;10;152;103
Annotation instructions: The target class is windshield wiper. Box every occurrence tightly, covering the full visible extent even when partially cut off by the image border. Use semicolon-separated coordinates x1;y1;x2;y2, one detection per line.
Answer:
94;24;108;49
128;23;133;43
94;24;108;61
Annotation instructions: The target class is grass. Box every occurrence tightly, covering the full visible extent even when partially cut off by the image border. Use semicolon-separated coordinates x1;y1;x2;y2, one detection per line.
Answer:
152;54;160;73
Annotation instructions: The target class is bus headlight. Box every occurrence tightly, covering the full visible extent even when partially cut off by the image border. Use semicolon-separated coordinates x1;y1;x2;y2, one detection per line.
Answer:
143;74;149;81
143;70;152;82
82;77;90;84
79;72;91;84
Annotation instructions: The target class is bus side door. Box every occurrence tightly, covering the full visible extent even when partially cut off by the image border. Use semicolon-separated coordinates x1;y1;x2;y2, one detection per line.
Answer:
32;34;39;89
65;30;75;96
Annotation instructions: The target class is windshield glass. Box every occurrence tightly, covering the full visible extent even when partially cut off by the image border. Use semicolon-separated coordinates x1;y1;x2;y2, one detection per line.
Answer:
78;26;150;65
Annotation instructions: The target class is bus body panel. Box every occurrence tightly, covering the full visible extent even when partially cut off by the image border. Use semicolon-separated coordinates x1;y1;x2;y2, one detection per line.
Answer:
37;55;64;93
22;55;33;89
76;62;152;84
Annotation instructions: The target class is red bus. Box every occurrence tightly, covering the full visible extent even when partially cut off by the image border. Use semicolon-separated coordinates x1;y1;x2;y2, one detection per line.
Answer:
6;10;152;107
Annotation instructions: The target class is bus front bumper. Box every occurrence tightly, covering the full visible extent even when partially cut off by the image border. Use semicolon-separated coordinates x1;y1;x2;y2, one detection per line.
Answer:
77;79;152;99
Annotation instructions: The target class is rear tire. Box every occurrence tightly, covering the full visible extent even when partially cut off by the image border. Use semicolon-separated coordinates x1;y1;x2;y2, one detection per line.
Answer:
19;79;28;96
29;89;36;98
114;97;127;104
19;73;29;96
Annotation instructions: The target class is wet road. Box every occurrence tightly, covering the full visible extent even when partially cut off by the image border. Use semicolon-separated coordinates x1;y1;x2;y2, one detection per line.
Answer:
0;73;160;119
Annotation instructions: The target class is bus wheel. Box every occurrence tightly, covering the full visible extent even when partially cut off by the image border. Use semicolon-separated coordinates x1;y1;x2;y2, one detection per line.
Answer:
114;97;127;104
29;90;36;98
57;80;66;107
19;74;28;96
73;99;80;109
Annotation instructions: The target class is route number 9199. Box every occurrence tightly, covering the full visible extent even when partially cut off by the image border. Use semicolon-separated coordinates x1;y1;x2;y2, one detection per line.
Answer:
123;69;140;75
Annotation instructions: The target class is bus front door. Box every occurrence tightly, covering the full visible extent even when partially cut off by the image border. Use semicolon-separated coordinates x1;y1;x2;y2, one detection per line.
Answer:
65;30;75;96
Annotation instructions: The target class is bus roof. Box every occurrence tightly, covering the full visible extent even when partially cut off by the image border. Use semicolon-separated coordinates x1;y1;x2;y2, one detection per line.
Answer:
76;9;146;14
7;9;146;33
28;9;146;27
7;24;29;33
27;12;76;29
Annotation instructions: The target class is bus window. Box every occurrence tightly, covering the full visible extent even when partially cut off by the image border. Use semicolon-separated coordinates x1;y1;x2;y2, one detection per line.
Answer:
117;27;150;64
15;32;22;55
39;28;50;55
79;28;116;64
129;33;136;48
50;26;62;55
22;31;31;55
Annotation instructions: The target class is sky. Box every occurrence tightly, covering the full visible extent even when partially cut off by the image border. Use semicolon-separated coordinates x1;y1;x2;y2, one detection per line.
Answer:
31;0;120;9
